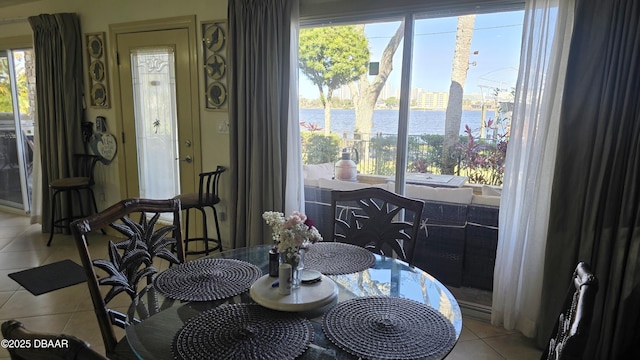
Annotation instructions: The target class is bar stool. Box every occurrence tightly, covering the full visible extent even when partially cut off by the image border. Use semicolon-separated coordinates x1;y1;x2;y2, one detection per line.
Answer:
174;166;225;255
47;154;102;246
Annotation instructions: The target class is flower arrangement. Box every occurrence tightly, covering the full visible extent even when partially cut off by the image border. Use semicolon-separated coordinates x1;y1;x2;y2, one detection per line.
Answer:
262;211;323;262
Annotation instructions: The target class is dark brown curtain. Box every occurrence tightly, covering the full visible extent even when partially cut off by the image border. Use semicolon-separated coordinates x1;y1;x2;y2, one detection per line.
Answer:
539;0;640;359
228;0;294;248
28;13;85;233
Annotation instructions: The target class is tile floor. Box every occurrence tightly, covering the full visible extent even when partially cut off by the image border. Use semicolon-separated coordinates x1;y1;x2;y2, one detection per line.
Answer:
0;210;542;359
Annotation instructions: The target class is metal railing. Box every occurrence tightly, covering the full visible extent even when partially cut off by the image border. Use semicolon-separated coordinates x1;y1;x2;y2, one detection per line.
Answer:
301;131;506;186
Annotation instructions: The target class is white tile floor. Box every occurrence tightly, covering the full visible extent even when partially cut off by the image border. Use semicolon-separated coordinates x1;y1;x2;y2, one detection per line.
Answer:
0;210;542;359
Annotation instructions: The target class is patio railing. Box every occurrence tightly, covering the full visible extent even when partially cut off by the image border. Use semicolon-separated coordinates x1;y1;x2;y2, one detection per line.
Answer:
301;131;507;186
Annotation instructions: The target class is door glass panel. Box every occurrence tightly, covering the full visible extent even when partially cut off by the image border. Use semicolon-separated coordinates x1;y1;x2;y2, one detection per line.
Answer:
130;47;180;199
0;49;34;211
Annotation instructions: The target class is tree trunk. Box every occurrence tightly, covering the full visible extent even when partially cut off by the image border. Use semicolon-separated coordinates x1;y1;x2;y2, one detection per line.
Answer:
316;83;330;135
442;15;476;175
324;87;333;135
352;21;405;136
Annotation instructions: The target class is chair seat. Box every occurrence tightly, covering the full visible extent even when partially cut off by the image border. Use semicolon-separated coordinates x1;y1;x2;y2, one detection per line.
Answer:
173;192;220;208
50;176;91;189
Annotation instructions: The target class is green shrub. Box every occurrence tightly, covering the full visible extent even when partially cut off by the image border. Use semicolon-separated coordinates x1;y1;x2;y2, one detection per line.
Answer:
301;132;340;164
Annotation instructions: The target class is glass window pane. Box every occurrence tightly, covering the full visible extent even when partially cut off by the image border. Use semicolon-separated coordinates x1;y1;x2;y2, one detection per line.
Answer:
130;47;180;199
409;11;523;186
299;20;404;183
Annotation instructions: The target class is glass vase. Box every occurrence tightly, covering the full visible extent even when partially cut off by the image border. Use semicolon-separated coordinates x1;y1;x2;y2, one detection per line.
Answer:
281;248;304;289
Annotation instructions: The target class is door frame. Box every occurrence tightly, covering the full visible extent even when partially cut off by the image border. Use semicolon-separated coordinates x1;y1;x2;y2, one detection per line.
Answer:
109;16;202;199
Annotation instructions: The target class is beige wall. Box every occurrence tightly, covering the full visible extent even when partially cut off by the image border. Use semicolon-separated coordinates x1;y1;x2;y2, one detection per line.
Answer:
0;0;232;244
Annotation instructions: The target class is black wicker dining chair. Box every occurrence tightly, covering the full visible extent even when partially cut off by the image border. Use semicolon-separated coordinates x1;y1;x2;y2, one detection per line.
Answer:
71;198;185;360
330;187;425;265
541;261;599;360
1;320;108;360
174;165;226;255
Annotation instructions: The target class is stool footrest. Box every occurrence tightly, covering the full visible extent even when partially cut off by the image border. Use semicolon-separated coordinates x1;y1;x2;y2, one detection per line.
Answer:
183;237;222;255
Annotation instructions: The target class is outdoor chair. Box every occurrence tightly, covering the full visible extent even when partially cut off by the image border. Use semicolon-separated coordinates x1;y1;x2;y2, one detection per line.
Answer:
1;319;107;360
70;198;185;360
330;187;425;265
541;261;599;360
174;165;225;255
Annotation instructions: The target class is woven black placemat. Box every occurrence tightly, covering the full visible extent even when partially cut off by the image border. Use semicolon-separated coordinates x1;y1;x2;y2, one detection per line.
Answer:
172;303;314;360
154;258;262;301
304;242;376;275
322;296;457;360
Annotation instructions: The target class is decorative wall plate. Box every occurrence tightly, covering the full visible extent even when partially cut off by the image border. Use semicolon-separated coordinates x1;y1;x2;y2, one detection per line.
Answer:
206;82;227;108
204;24;225;52
89;60;105;81
88;36;103;58
86;32;110;108
202;21;227;111
205;54;226;80
91;83;107;106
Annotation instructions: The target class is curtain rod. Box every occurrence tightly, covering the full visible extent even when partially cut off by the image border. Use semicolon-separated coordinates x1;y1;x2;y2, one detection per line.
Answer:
0;16;28;26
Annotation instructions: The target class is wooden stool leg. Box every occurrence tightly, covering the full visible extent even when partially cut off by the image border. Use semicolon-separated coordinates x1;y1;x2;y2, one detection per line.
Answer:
212;205;222;252
199;208;209;255
184;209;191;253
47;190;60;246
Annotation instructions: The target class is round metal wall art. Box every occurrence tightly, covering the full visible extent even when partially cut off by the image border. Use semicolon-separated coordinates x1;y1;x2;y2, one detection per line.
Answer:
86;32;110;108
89;60;105;81
91;83;107;106
207;82;227;108
205;54;226;80
88;36;103;58
202;21;227;111
204;24;225;52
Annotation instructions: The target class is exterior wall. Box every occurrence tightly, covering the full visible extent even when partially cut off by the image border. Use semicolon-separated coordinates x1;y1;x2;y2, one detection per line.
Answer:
0;0;232;243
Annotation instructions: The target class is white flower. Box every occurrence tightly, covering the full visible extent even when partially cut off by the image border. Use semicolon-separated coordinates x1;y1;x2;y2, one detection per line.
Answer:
262;211;323;254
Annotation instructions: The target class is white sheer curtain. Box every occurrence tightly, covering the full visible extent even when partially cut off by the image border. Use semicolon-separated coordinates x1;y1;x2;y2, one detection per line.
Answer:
491;0;574;337
285;0;305;214
29;118;42;224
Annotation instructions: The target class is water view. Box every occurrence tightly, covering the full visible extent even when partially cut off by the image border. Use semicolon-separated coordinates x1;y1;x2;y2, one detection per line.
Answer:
299;108;488;136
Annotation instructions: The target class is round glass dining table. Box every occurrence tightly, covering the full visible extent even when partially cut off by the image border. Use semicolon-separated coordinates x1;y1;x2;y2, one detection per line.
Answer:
125;244;462;359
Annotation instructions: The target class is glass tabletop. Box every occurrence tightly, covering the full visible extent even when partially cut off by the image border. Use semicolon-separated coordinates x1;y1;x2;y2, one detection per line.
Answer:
126;244;462;359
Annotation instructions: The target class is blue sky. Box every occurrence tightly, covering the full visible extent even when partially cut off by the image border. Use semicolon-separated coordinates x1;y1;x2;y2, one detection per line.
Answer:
298;10;524;99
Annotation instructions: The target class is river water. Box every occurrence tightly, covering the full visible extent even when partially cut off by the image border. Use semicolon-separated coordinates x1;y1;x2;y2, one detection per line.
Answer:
299;108;490;136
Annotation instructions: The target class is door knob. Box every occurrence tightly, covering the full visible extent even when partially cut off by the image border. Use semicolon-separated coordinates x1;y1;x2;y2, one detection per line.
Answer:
185;139;192;147
176;156;193;163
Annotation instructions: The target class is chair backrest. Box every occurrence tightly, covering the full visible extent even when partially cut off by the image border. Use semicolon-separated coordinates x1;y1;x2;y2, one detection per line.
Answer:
1;320;108;360
73;154;101;185
70;198;184;356
198;165;226;204
542;261;599;360
331;187;425;264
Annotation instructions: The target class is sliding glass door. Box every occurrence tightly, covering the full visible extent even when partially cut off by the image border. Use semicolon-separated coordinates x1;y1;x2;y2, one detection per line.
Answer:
0;48;35;212
298;5;524;301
